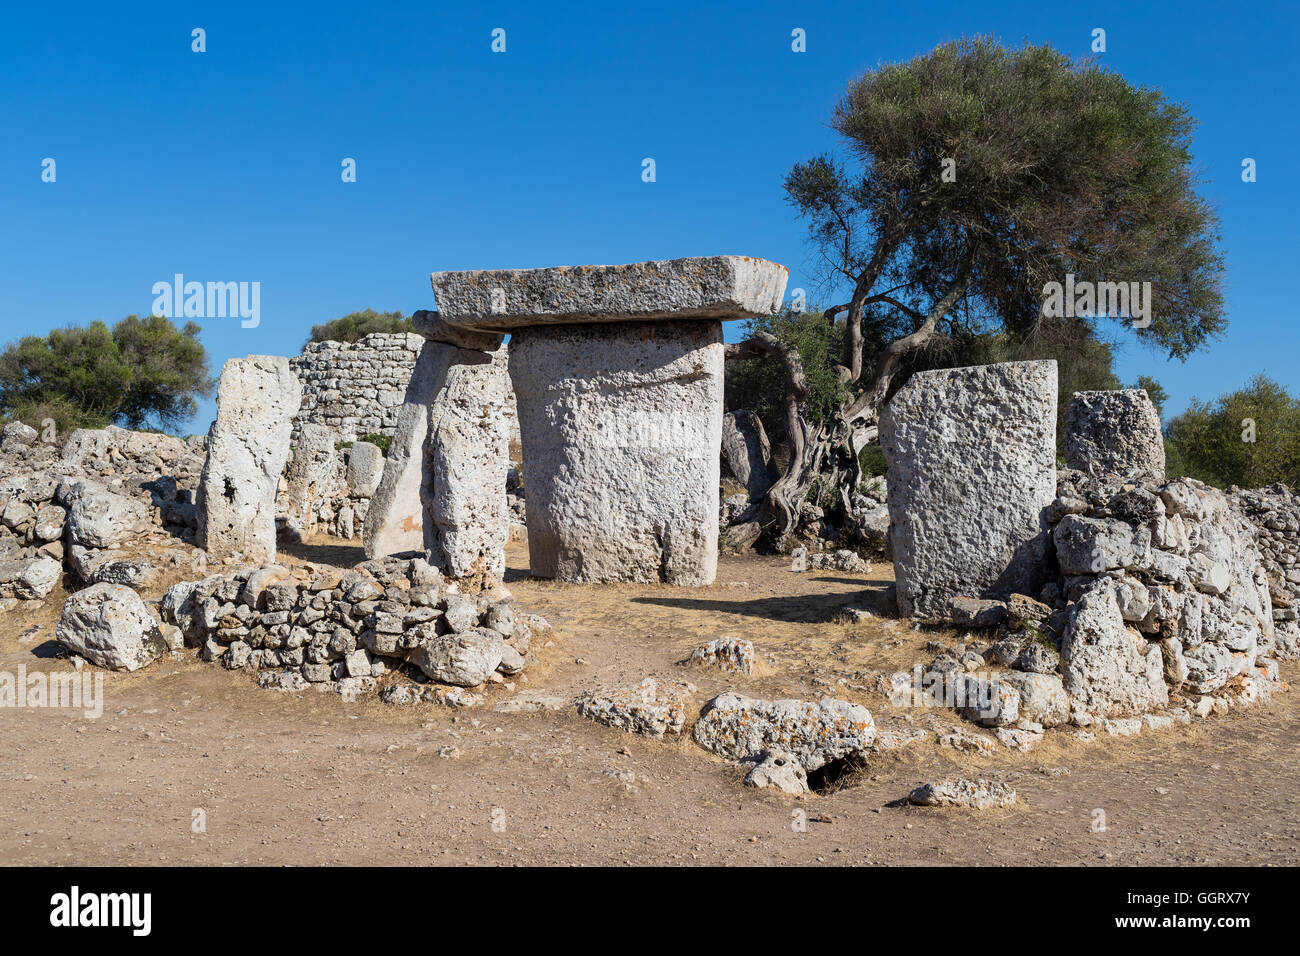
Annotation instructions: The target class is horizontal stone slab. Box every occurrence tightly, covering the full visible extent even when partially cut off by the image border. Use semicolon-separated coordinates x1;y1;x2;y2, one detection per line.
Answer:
411;310;505;352
429;256;788;330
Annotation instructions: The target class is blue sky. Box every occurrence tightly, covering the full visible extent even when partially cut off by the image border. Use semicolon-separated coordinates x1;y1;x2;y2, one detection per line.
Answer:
2;0;1296;434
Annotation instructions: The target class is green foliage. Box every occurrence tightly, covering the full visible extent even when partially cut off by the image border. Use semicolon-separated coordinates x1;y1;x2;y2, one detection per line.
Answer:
0;315;213;433
1164;375;1300;488
309;309;411;345
786;36;1225;365
724;306;847;446
729;311;1137;470
1133;375;1168;418
0;396;107;437
358;433;392;456
858;442;887;478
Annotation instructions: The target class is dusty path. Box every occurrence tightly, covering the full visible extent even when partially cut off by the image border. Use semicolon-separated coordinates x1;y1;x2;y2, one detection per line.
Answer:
2;540;1297;866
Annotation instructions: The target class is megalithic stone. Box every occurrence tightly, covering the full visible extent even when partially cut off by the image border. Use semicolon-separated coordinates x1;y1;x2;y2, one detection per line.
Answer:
880;360;1058;618
282;423;337;543
508;320;725;586
421;346;511;589
428;256;788;588
363;342;440;558
1065;389;1166;481
198;355;302;565
429;255;788;331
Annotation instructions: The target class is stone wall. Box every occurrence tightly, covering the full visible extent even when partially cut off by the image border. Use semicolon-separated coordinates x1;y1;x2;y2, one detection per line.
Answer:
1232;483;1300;606
291;331;519;449
290;333;423;444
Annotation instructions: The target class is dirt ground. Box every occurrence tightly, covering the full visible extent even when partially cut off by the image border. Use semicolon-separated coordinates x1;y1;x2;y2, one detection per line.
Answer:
2;537;1297;866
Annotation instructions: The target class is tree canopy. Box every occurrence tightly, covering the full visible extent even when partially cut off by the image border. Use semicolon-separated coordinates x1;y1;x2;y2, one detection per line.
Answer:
727;36;1227;548
1165;375;1300;489
0;315;213;434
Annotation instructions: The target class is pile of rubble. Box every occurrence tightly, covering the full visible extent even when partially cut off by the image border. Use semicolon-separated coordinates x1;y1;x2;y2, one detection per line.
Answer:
1;421;207;613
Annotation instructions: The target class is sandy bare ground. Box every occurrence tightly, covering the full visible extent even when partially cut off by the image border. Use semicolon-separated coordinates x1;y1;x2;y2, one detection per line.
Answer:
1;537;1297;866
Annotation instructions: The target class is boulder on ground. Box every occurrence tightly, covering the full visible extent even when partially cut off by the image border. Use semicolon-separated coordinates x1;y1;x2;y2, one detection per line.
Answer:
56;582;167;671
575;677;696;738
693;693;876;771
909;778;1017;809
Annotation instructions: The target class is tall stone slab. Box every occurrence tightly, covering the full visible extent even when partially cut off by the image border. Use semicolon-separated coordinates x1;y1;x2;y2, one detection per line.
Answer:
421;347;511;588
363;342;440;558
880;360;1058;618
197;356;301;564
509;320;725;585
1065;389;1166;481
281;423;337;543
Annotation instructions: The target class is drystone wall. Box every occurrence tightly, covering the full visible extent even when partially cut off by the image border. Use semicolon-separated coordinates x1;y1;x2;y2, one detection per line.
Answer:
291;332;519;448
290;333;423;444
1232;483;1300;608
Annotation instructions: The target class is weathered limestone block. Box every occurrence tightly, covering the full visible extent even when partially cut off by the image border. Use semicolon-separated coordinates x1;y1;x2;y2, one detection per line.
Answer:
692;693;876;771
422;348;511;587
57;477;150;550
56;582;167;671
1061;577;1169;718
509;320;724;585
197;356;301;564
346;442;384;497
364;342;440;558
430;256;788;330
880;360;1058;617
281;424;336;542
721;410;776;502
1065;389;1165;480
412;309;505;352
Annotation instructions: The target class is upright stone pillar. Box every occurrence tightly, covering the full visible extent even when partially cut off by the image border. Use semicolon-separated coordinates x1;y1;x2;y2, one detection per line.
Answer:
1065;389;1166;480
282;423;336;543
510;321;724;584
421;348;511;588
364;343;440;557
428;255;788;586
198;355;301;564
879;360;1058;617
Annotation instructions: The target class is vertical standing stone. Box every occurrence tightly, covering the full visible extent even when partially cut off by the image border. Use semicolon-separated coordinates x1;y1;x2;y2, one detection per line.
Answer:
198;356;301;564
363;342;440;558
422;346;511;588
722;410;777;502
281;423;336;543
879;360;1058;617
509;320;724;585
1065;389;1166;481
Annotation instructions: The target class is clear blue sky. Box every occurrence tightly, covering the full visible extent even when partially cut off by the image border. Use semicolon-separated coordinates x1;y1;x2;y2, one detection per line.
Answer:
2;0;1296;434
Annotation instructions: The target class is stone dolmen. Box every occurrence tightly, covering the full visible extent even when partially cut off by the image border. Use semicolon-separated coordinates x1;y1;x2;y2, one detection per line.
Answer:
427;255;789;586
